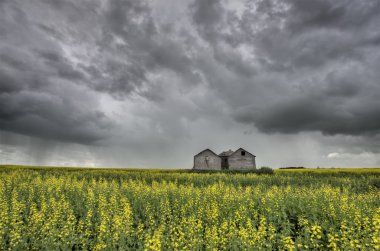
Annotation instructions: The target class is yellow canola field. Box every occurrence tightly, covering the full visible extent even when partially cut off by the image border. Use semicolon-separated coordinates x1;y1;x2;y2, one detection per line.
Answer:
0;166;379;250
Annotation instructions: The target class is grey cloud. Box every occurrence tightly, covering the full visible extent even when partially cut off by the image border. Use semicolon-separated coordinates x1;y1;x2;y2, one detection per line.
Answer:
36;50;84;80
0;50;30;72
191;0;224;43
1;0;380;167
68;0;200;98
0;0;112;144
286;0;380;31
191;0;252;75
212;44;256;78
0;82;112;144
251;0;380;69
0;69;23;94
237;97;380;136
190;0;380;141
0;0;200;145
234;63;380;136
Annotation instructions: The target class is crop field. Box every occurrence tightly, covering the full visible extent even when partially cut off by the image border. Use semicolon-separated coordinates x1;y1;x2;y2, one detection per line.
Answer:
0;166;379;250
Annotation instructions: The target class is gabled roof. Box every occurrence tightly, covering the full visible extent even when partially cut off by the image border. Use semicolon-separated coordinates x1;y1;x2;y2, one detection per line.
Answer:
194;148;220;157
219;149;234;156
231;147;256;157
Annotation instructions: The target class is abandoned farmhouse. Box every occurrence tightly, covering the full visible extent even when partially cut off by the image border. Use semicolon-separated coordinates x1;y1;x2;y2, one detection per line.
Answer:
193;148;256;170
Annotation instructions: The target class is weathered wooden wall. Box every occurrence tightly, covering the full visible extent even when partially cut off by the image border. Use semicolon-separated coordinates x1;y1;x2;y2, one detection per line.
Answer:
193;150;222;170
228;149;256;170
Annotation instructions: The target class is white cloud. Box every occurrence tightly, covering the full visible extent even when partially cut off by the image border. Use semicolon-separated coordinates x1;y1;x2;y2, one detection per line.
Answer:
326;152;380;166
327;152;340;158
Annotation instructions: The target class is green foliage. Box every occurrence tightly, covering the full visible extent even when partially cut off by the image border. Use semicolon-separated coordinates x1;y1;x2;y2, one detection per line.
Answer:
257;166;274;175
0;165;379;250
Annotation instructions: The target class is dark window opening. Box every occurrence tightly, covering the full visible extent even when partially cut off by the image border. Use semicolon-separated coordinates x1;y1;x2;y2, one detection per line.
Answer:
241;151;246;156
225;159;228;162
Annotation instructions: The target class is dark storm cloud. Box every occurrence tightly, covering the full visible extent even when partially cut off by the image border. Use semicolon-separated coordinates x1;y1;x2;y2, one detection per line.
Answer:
285;0;380;30
0;0;200;145
0;87;111;144
87;0;201;99
1;0;380;165
234;62;380;136
0;0;111;144
238;0;380;70
191;0;224;43
236;96;380;136
190;0;380;139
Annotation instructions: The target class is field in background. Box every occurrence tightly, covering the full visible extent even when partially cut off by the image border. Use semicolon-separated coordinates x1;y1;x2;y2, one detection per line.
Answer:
0;166;379;250
277;168;380;173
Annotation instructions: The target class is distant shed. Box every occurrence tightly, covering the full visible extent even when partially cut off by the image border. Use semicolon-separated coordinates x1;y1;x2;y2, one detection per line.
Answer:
193;149;222;170
227;148;256;170
193;148;256;171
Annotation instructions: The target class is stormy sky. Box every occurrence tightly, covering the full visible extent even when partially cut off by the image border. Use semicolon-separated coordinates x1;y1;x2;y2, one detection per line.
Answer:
1;0;380;168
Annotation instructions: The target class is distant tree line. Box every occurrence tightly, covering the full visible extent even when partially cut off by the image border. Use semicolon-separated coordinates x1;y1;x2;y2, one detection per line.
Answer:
279;166;306;169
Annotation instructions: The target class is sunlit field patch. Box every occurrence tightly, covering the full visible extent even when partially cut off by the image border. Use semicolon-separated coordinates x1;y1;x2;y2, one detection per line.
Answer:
0;165;379;250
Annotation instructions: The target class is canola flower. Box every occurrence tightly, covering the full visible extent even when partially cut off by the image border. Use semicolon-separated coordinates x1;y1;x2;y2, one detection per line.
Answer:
0;165;379;250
